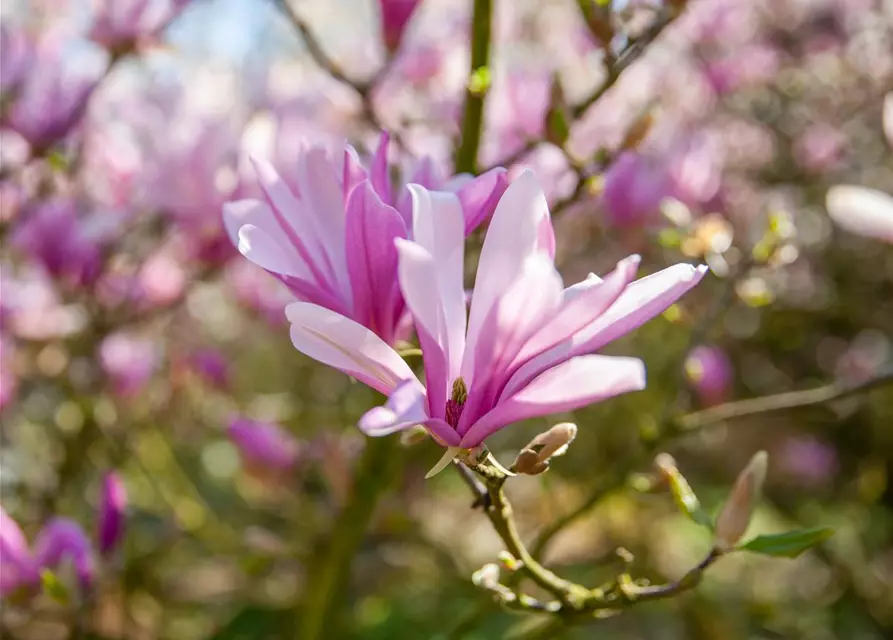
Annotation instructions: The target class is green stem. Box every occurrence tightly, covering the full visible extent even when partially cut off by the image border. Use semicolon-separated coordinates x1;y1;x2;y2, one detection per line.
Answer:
298;436;404;640
454;0;493;174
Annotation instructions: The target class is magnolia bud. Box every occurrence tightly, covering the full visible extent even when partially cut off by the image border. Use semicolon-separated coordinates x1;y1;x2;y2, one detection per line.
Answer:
513;423;577;475
97;471;127;556
714;451;768;551
471;563;501;589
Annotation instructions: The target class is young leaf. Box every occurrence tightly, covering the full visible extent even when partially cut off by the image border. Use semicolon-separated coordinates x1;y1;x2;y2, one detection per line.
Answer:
738;527;834;558
40;569;70;605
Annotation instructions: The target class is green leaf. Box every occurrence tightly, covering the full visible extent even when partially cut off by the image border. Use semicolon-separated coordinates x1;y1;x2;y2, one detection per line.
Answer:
665;468;713;530
738;527;834;558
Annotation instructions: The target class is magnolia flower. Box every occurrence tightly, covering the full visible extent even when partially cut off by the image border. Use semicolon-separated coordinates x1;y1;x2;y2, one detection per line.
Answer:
283;171;707;469
0;506;39;597
228;417;300;473
98;332;160;397
97;472;127;556
32;518;96;591
89;0;192;50
223;132;507;345
6;40;102;151
10;198;104;287
684;345;733;405
0;22;32;97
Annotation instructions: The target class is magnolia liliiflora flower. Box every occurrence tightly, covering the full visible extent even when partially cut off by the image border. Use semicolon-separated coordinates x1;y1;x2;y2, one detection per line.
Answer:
222;132;507;345
281;170;707;475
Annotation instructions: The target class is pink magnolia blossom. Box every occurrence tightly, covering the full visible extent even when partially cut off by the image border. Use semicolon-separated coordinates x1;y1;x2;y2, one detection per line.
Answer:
0;506;39;598
98;332;160;397
89;0;192;50
32;518;95;591
684;345;733;405
97;472;127;556
281;171;707;457
10;197;104;287
378;0;422;54
0;22;33;96
223;132;507;345
5;39;102;151
228;417;300;473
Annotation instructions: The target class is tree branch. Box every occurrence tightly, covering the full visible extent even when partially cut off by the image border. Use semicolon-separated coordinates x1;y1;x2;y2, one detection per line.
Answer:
454;0;494;173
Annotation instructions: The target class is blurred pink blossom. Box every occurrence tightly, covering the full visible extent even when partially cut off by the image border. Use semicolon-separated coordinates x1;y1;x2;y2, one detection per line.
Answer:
0;22;33;96
89;0;192;50
136;248;187;308
96;472;127;556
0;506;39;598
228;417;300;474
32;518;96;591
684;345;734;405
776;437;839;486
10;198;104;287
98;332;160;397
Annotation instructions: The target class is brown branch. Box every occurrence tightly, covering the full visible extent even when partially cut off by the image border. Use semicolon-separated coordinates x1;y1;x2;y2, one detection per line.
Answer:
675;369;893;432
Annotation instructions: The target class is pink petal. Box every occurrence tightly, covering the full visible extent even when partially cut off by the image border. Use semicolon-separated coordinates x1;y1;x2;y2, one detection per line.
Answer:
456;167;509;234
285;302;417;395
345;181;407;342
457;255;563;434
296;148;349;292
510;255;641;372
826;185;893;244
394;239;451;418
460;355;646;448
463;170;554;385
408;185;466;379
343;145;368;202
504;263;708;398
222;199;277;247
237;225;312;279
358;379;427;436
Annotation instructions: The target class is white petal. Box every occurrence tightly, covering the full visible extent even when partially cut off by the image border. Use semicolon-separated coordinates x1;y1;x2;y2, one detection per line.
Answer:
826;185;893;244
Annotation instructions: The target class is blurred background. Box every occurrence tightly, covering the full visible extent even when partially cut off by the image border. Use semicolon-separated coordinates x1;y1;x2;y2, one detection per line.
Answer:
1;0;892;638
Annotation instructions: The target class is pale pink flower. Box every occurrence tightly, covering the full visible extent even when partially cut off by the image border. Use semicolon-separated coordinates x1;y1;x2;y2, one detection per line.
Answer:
89;0;192;50
228;417;300;473
0;506;39;598
223;132;507;345
826;186;893;244
281;172;707;455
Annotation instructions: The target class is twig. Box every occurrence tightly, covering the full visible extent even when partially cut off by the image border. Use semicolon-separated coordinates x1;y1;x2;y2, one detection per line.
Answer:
454;0;494;173
676;369;893;432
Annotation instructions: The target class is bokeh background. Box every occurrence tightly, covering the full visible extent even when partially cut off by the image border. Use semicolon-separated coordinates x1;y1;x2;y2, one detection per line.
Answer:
1;0;892;638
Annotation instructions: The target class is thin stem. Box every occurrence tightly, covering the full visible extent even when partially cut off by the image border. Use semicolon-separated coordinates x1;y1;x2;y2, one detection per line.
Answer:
454;0;494;173
298;436;404;640
676;368;893;432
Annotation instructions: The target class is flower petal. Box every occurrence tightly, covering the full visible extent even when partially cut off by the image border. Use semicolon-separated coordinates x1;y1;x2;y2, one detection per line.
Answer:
826;185;893;244
409;185;467;379
358;379;428;436
460;355;646;448
371;131;393;205
456;167;509;234
345;181;407;343
286;302;417;395
503;263;707;398
237;225;311;279
463;170;553;385
394;239;451;417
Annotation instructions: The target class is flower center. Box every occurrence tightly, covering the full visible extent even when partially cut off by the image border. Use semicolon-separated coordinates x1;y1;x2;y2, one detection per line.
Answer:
445;377;467;429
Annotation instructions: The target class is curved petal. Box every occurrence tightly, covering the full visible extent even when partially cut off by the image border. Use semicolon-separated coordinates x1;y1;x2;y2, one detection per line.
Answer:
503;263;707;398
463;170;553;385
457;254;563;434
409;185;466;378
286;302;417;395
826;185;893;244
222;199;277;247
345;181;407;341
371;131;393;206
457;167;509;234
358;379;428;436
237;225;312;279
460;355;646;448
394;239;451;417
